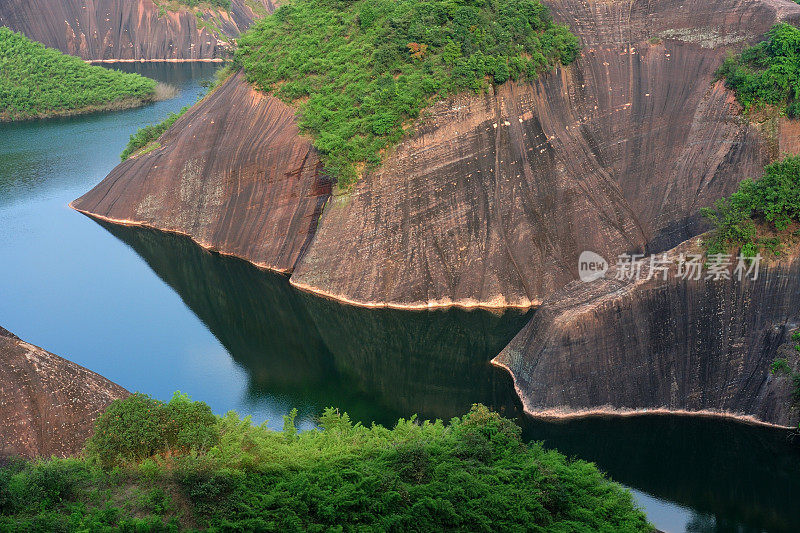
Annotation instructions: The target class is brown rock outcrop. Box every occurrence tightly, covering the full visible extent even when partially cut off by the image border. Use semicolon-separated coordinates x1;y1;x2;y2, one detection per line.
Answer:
493;239;800;427
71;71;332;273
290;0;800;308
0;0;272;61
73;0;800;308
0;327;129;459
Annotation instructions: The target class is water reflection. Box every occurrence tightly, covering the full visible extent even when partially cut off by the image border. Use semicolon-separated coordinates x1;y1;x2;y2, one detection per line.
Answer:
96;221;800;533
98;222;530;427
523;415;800;533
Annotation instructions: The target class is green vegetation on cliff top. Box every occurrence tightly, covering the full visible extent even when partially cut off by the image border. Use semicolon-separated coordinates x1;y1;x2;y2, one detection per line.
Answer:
0;394;651;531
236;0;579;187
702;155;800;256
0;27;158;121
717;23;800;118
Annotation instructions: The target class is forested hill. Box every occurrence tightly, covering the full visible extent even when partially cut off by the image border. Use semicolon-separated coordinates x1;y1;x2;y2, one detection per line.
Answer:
236;0;579;186
0;28;158;121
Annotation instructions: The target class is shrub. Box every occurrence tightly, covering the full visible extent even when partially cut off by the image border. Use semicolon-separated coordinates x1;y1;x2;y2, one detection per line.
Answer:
1;400;651;531
716;23;800;117
86;392;218;467
701;156;800;254
236;0;579;186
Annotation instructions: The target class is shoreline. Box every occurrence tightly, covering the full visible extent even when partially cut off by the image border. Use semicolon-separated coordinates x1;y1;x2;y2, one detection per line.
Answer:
1;96;155;123
70;205;539;312
488;358;796;430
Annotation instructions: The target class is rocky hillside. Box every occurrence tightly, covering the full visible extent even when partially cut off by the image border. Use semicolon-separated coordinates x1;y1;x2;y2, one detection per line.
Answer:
493;238;800;427
72;0;800;309
73;71;331;272
0;327;129;458
0;0;273;61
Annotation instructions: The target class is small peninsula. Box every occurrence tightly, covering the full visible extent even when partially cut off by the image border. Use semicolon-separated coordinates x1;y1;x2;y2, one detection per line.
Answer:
0;27;162;121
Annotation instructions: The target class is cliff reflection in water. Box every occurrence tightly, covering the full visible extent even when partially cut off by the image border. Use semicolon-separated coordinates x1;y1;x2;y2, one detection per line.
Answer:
99;222;800;533
98;222;530;427
521;415;800;533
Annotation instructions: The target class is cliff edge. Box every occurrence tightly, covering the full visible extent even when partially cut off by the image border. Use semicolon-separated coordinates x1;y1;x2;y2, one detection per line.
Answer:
493;239;800;427
72;0;800;308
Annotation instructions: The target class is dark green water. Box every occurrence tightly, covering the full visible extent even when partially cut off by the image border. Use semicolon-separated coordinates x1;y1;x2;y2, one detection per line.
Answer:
1;63;799;533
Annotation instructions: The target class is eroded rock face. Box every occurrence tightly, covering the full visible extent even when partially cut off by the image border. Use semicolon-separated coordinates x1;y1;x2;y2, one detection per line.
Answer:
290;0;800;308
0;0;272;60
72;72;332;273
0;327;129;458
74;0;800;308
493;240;800;427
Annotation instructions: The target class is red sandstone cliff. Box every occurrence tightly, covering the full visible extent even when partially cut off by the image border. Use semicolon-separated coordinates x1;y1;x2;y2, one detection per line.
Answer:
493;238;800;427
72;71;331;272
72;0;800;309
0;327;129;458
0;0;273;61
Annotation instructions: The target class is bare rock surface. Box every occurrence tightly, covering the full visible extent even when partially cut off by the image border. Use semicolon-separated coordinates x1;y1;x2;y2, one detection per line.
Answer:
494;239;800;427
0;327;129;459
0;0;272;60
71;71;332;273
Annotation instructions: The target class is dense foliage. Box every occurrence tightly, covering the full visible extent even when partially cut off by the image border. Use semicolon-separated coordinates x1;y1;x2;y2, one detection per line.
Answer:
0;27;157;121
236;0;579;186
0;396;651;531
716;23;800;118
701;156;800;255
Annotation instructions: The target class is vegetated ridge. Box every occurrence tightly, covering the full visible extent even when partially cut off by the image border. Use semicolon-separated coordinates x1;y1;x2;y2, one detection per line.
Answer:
0;393;652;532
236;0;579;186
0;27;159;121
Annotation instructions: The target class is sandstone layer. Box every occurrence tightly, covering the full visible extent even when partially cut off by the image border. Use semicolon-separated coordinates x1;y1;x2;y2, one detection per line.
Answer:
494;239;800;427
0;327;129;459
0;0;272;61
73;0;800;308
72;71;332;273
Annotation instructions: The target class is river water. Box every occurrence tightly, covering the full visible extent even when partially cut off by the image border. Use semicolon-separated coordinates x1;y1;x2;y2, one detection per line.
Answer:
0;63;798;533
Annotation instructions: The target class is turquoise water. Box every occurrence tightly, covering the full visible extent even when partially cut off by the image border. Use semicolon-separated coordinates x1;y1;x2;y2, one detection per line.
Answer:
1;63;798;533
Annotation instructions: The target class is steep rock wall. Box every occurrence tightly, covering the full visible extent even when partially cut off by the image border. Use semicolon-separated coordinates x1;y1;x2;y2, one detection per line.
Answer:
73;0;800;306
0;0;272;60
291;0;799;308
71;72;332;273
0;327;129;458
493;239;800;427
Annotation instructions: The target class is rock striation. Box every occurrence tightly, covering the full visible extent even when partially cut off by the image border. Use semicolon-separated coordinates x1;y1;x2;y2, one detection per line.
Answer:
73;0;800;309
0;327;129;459
0;0;272;61
71;71;332;273
493;239;800;427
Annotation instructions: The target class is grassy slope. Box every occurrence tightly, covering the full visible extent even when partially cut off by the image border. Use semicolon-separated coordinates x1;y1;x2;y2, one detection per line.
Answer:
0;396;652;532
0;27;158;121
236;0;579;187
